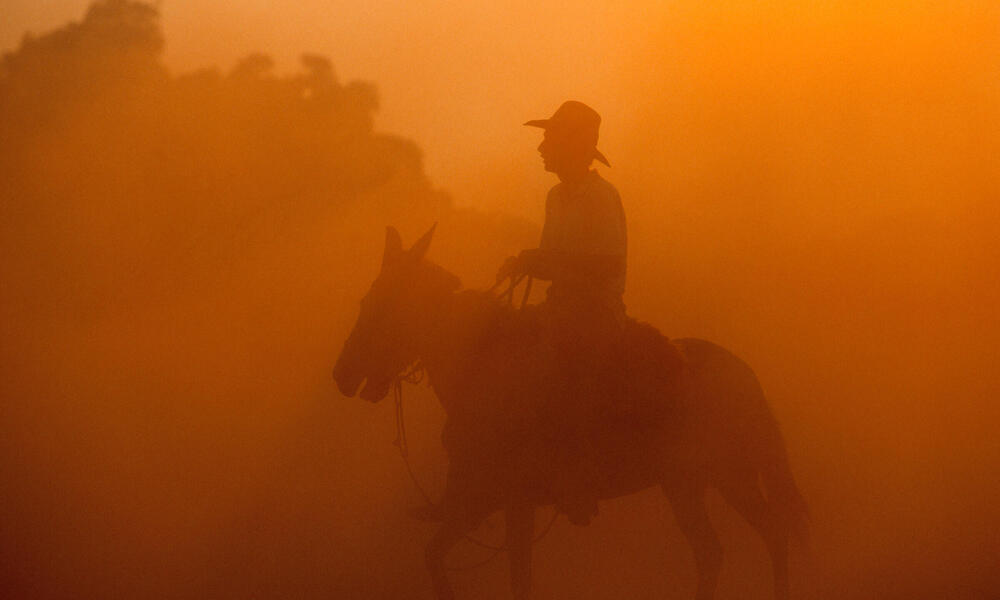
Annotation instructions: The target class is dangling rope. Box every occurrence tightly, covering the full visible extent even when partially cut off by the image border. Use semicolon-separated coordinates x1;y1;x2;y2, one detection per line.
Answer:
389;272;557;571
391;363;435;508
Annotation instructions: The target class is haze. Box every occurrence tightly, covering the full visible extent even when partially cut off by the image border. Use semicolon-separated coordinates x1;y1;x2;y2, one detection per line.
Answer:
2;1;997;599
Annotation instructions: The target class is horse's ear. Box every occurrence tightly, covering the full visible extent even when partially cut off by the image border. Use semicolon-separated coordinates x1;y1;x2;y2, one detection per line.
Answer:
382;226;403;271
408;222;436;262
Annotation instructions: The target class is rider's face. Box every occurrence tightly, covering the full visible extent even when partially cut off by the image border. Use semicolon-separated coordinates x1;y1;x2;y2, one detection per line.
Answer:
538;129;591;174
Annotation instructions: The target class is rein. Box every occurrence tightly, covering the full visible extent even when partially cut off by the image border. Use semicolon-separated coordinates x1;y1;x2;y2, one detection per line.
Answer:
489;272;533;307
389;273;557;571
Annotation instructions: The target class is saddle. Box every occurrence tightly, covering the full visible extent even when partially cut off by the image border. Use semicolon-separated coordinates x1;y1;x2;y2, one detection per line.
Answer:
617;319;687;424
480;303;687;426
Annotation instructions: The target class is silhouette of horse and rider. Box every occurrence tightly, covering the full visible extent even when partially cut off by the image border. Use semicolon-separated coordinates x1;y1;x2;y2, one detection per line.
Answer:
333;101;807;600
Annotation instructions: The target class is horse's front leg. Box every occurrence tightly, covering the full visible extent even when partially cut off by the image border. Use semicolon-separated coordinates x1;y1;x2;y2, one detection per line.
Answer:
425;520;466;600
425;470;494;600
506;503;535;599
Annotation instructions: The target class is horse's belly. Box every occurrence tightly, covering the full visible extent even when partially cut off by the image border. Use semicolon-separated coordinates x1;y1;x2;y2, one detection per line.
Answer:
593;425;674;499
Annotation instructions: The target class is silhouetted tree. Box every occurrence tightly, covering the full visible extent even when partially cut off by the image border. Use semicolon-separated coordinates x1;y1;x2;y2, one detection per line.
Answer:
0;0;534;317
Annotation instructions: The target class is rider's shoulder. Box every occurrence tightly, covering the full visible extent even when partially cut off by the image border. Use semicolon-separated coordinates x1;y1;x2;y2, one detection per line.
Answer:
589;170;621;200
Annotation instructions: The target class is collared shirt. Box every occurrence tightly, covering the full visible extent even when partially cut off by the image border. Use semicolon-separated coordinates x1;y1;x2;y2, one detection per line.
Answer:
539;169;627;314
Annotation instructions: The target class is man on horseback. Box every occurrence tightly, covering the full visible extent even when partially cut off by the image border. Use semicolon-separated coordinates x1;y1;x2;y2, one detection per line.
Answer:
497;100;627;525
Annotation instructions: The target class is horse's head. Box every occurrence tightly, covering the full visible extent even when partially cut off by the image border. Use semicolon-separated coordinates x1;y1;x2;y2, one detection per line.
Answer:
332;224;460;402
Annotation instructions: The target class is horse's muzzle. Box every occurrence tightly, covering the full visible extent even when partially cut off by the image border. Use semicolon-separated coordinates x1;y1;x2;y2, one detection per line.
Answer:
332;362;362;398
358;376;392;402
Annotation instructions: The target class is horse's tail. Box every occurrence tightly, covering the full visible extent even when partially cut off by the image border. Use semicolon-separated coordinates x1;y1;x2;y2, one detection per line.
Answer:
677;338;809;546
742;359;809;547
758;407;810;547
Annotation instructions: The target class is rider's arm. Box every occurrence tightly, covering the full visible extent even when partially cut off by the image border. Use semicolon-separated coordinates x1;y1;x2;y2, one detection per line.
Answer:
523;184;625;283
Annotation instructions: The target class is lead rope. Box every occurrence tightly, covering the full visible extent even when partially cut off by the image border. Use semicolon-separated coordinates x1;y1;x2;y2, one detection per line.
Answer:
391;273;557;571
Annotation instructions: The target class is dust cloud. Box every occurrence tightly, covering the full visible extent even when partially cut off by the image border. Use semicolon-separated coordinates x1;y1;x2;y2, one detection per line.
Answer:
1;1;997;598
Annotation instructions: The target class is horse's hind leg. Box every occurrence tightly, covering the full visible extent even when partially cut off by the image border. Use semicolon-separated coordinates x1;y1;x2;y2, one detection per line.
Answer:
663;480;723;600
717;475;790;600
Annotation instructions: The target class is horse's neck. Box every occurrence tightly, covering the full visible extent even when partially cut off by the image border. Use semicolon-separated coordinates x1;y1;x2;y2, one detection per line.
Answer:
417;289;502;411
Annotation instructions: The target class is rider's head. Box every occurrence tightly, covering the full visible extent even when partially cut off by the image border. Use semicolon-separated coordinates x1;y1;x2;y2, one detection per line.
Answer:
525;101;610;175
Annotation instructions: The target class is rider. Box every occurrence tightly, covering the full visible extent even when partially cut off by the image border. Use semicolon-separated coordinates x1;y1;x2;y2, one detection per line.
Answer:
497;100;627;525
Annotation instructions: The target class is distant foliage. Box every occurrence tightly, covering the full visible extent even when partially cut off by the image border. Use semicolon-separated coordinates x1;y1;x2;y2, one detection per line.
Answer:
0;0;532;315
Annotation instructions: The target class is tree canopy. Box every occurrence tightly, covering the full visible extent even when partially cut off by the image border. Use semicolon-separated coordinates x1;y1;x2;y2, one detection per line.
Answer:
0;1;534;322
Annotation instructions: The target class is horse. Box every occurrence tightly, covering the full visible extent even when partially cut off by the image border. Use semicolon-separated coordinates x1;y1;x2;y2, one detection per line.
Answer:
332;225;808;600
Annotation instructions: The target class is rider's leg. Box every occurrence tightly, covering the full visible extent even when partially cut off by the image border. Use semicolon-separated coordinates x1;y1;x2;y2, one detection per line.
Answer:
426;470;496;600
544;312;589;524
550;306;614;526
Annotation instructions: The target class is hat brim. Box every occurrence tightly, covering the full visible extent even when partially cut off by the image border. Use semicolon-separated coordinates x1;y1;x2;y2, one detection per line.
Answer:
524;120;611;167
593;148;610;168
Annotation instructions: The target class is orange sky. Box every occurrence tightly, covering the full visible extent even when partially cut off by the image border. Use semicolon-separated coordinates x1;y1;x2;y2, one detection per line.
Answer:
3;3;999;596
4;1;653;220
6;1;995;224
